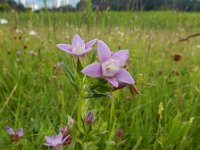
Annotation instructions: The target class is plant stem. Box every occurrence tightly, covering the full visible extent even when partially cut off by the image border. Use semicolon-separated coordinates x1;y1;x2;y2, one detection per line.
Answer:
106;92;118;150
77;94;83;127
77;77;85;128
109;98;115;126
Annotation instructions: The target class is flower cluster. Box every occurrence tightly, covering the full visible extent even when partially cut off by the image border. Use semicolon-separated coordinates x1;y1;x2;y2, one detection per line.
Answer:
57;34;135;88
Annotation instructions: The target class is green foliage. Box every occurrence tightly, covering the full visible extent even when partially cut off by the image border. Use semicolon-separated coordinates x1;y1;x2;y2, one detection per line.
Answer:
86;0;93;27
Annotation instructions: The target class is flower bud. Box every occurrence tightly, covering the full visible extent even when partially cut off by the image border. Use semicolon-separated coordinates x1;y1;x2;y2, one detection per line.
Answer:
172;53;182;62
67;115;74;129
115;128;124;140
84;111;95;125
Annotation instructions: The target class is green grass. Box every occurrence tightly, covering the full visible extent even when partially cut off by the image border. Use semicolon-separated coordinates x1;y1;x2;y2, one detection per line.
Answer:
0;11;200;149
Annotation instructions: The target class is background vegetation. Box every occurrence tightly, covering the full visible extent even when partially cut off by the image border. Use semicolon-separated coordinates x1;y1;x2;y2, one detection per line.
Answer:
1;0;200;12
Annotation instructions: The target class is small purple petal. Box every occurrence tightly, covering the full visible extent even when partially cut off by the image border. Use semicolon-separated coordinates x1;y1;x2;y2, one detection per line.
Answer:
44;133;63;148
86;39;97;49
57;44;72;52
82;63;102;77
62;134;70;143
97;40;111;63
106;77;118;87
112;50;129;66
6;126;14;135
45;136;54;144
72;34;84;47
57;133;63;139
16;128;23;137
115;69;135;84
80;48;93;55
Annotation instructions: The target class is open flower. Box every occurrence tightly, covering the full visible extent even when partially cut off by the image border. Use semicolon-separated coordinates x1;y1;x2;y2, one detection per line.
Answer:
44;133;70;149
6;126;23;143
57;34;97;57
82;40;135;87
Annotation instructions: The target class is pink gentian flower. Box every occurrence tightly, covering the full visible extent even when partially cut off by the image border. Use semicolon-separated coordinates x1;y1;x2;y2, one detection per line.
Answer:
82;40;135;87
43;133;70;149
6;126;23;143
57;34;97;57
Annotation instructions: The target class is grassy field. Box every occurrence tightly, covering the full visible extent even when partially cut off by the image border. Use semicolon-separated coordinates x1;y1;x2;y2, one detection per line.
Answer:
0;11;200;149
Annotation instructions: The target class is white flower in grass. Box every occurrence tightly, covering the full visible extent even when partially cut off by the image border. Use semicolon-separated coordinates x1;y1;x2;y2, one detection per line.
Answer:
29;30;37;36
0;19;8;24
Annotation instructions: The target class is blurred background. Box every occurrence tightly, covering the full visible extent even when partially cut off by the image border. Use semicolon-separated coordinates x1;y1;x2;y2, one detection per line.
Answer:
1;0;200;12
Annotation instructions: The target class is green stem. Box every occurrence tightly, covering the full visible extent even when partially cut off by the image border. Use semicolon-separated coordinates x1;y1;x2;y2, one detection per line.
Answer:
109;91;119;126
77;76;86;128
109;98;115;126
77;94;83;127
106;92;118;150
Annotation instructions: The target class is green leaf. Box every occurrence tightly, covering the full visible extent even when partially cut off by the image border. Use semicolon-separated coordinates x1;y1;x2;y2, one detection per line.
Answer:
95;131;109;137
76;58;84;77
105;140;116;146
90;50;97;64
62;63;78;91
89;78;113;93
86;92;111;99
132;136;142;150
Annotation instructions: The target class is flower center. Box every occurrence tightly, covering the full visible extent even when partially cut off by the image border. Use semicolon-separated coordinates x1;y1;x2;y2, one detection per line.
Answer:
102;59;120;77
73;42;84;55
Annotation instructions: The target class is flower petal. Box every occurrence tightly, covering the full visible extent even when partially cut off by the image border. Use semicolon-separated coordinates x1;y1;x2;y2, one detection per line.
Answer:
72;34;84;47
45;136;54;144
43;143;52;147
57;44;72;52
112;50;129;66
97;40;111;63
80;48;93;55
86;38;97;49
115;69;135;84
16;128;23;137
6;126;14;135
106;77;118;87
82;63;102;77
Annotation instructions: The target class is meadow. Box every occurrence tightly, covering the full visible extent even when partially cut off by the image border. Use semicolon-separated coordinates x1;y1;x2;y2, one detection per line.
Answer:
0;11;200;149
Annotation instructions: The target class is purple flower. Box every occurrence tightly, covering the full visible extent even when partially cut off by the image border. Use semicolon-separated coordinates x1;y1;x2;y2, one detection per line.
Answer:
6;126;23;142
81;40;135;87
43;133;70;149
57;34;97;57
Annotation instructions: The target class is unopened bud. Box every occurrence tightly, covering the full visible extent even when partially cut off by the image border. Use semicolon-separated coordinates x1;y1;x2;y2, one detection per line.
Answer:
158;102;164;119
115;128;124;140
67;116;74;129
84;111;95;125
